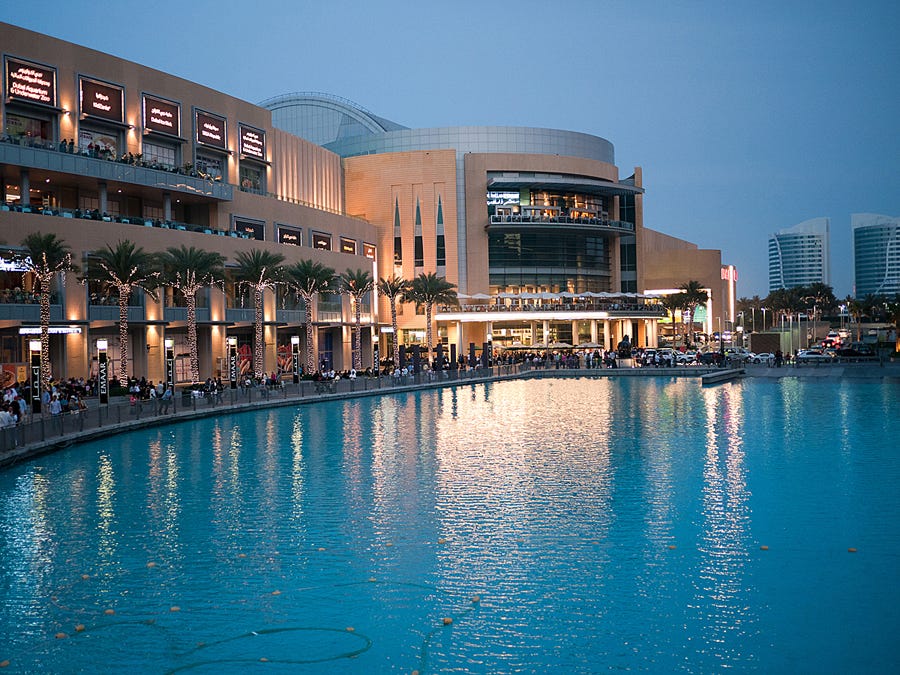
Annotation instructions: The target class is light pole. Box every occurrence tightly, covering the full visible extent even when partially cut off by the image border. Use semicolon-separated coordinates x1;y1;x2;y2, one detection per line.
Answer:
97;339;109;406
165;337;175;392
227;336;238;389
290;335;300;384
29;340;41;415
761;307;768;332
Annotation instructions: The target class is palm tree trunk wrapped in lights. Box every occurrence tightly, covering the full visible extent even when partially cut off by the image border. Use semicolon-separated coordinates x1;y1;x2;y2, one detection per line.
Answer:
160;246;225;384
84;241;160;381
339;268;375;371
377;275;410;368
8;233;78;390
407;273;458;366
284;260;336;375
232;250;285;379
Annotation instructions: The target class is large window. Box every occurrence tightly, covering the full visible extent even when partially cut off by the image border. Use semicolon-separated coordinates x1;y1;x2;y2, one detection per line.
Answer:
142;140;177;170
239;164;264;193
195;152;223;181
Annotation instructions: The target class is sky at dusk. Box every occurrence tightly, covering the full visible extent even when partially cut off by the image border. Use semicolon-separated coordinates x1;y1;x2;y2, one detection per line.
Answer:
5;0;898;298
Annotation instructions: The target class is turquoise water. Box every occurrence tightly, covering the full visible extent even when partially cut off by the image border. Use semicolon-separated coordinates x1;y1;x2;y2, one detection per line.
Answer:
1;377;898;674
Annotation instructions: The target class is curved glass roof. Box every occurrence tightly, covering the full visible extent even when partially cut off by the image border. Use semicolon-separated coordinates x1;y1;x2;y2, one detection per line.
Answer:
259;92;408;147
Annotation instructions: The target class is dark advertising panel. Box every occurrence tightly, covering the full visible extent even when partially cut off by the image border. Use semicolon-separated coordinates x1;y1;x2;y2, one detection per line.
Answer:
278;227;302;246
6;57;56;106
363;243;377;260
340;237;357;255
239;124;266;161
311;232;331;251
143;95;180;136
196;110;227;150
235;220;264;241
80;78;124;123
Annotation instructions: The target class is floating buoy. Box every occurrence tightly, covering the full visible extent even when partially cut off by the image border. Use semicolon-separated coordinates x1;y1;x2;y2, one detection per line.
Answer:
437;538;446;544
170;606;180;612
346;627;355;632
81;574;90;580
237;553;246;559
147;562;156;568
260;657;269;662
55;632;68;640
848;548;857;553
667;545;677;550
318;547;326;552
471;595;480;603
442;617;453;626
0;659;9;667
75;624;85;632
386;542;394;547
760;545;769;551
271;590;281;596
368;577;377;583
104;609;115;616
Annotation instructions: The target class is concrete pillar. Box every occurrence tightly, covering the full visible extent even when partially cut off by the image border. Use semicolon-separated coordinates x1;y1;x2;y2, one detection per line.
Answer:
591;320;598;344
603;320;611;349
542;320;550;345
98;181;107;214
163;192;172;221
571;320;579;345
20;170;30;206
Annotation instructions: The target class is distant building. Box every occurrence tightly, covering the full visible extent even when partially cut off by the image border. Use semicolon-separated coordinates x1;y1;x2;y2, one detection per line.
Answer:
852;213;900;297
768;217;830;292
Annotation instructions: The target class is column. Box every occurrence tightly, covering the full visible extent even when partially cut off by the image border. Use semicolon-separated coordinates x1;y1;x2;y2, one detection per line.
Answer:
591;320;598;344
98;181;107;214
20;170;30;206
571;320;579;345
603;320;611;349
542;320;550;345
163;192;172;221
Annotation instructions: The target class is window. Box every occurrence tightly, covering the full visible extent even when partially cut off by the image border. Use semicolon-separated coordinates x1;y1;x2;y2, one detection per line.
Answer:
239;164;264;194
312;232;332;250
195;152;223;181
436;235;446;267
142;140;177;170
340;237;357;255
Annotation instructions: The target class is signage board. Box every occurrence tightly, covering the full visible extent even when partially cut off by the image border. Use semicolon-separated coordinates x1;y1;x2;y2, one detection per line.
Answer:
363;243;376;260
195;110;227;150
340;237;357;255
311;232;331;251
278;227;302;246
239;124;266;160
80;77;124;123
143;95;180;136
235;220;264;241
6;57;56;106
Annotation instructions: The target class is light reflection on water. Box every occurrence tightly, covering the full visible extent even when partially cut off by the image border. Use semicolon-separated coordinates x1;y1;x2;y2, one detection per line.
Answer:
0;377;898;674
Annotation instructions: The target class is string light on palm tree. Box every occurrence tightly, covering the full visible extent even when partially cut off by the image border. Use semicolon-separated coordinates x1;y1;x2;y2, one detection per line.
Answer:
283;259;336;375
339;268;375;371
232;249;285;379
377;275;410;368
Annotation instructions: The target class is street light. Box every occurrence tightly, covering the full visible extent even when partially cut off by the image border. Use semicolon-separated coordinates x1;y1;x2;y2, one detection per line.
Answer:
29;340;41;414
164;338;175;392
290;335;300;384
227;336;238;389
97;339;109;405
761;307;768;332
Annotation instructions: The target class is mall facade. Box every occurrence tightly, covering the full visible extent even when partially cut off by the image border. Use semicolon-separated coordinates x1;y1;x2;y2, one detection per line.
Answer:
0;22;730;384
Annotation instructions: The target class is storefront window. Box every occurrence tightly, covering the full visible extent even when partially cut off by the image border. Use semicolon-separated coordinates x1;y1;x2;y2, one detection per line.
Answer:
78;127;119;159
142;140;177;170
239;164;264;193
4;112;52;144
195;153;223;181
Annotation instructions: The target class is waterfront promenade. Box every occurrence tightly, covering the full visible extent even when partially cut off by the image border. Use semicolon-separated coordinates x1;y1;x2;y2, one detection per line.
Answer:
2;361;897;469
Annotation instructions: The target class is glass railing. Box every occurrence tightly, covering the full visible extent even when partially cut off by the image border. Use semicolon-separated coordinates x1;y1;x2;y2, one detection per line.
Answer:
488;214;635;231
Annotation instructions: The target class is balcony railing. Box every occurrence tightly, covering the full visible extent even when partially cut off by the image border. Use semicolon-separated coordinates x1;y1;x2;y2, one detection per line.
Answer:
0;136;233;200
164;307;211;323
487;214;635;233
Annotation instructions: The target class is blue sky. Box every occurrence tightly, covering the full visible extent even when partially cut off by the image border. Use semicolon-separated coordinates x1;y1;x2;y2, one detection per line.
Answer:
5;0;898;298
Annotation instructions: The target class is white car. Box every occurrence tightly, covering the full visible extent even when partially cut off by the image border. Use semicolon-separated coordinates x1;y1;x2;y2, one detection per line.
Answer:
751;352;775;364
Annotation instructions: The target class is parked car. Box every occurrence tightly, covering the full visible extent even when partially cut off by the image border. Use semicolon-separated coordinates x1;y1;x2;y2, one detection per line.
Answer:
837;343;875;358
751;352;775;364
796;349;834;363
676;351;697;365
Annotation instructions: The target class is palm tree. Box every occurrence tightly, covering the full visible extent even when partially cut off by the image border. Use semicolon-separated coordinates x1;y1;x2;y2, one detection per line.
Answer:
377;275;410;367
406;272;458;364
660;293;685;346
339;268;375;371
84;240;159;381
231;249;285;379
159;246;226;384
10;233;78;389
283;259;335;374
678;280;709;346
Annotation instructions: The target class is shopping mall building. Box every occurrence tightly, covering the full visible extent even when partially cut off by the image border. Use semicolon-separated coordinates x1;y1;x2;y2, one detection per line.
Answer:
0;22;732;384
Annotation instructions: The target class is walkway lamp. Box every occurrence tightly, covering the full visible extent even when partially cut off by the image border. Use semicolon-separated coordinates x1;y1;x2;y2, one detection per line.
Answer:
291;335;300;384
97;339;109;405
165;338;175;392
29;340;42;414
227;336;238;389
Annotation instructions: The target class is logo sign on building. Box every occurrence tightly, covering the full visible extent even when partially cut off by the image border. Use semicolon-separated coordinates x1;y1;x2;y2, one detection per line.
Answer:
721;265;738;282
239;124;266;161
195;110;227;150
340;237;357;255
143;95;180;136
6;57;56;106
235;219;264;241
80;77;124;123
98;353;108;404
311;232;331;251
363;243;376;261
278;226;302;246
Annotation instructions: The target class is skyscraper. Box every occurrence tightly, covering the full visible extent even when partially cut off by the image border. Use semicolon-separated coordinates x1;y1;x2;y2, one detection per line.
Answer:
768;217;830;292
852;213;900;297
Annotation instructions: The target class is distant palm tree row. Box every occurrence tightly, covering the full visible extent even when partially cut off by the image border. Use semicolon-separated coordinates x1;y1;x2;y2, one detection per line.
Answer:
5;232;458;389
